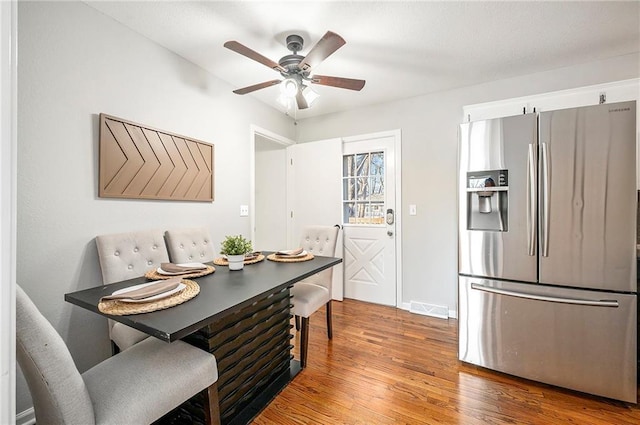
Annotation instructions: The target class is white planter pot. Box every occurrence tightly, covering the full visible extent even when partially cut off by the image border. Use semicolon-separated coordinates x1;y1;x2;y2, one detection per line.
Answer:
227;254;245;271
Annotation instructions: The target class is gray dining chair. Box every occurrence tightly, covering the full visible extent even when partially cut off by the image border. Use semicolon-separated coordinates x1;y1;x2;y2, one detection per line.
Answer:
95;229;170;353
16;284;221;425
291;225;340;368
165;226;216;263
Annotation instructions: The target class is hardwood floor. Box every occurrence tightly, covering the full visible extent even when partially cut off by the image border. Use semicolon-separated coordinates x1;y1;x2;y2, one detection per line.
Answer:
252;299;640;425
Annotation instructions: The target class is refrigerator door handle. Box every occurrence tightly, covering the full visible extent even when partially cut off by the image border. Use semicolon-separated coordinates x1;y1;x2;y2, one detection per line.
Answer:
540;142;550;257
470;283;619;307
526;144;536;256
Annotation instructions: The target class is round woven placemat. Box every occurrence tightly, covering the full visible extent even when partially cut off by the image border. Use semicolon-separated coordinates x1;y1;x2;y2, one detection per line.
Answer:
144;265;215;280
267;253;315;263
213;254;265;266
98;279;199;316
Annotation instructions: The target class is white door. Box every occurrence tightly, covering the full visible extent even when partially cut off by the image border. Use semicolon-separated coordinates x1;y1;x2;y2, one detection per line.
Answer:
342;133;398;306
287;139;344;300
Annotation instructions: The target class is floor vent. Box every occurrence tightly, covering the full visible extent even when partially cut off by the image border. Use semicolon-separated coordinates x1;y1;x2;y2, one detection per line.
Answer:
409;301;448;319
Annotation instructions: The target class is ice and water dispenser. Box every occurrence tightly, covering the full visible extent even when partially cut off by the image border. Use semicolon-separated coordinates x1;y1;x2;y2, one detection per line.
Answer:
466;169;509;231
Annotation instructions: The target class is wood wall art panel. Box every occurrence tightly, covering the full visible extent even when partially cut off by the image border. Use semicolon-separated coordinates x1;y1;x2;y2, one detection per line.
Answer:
99;114;214;202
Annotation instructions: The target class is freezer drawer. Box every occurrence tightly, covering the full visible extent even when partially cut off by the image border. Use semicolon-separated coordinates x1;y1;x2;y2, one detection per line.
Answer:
458;276;637;402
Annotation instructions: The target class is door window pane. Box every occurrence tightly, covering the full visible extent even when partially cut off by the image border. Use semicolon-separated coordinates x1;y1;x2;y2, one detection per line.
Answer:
356;153;369;176
356;176;369;200
371;152;384;176
343;155;355;177
343;177;356;200
342;150;385;225
343;202;356;224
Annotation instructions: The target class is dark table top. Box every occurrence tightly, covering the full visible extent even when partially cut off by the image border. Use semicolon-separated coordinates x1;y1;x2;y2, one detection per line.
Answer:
65;253;342;343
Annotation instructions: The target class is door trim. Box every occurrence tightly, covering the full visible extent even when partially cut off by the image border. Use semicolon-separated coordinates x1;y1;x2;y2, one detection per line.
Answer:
249;125;295;246
1;1;17;423
342;129;403;308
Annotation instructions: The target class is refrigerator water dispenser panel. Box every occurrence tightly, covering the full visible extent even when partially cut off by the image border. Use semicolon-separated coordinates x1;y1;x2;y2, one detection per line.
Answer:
467;169;508;231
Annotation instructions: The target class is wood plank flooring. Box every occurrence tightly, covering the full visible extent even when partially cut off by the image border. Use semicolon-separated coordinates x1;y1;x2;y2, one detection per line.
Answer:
252;299;640;425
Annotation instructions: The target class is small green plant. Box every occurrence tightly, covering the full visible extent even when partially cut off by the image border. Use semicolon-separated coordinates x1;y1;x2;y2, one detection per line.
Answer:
220;234;253;256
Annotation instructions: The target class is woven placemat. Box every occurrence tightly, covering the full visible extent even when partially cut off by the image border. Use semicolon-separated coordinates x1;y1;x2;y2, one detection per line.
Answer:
267;253;315;263
213;254;265;266
144;265;215;280
98;279;199;316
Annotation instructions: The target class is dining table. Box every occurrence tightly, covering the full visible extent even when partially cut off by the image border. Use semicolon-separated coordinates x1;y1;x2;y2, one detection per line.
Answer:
65;252;342;425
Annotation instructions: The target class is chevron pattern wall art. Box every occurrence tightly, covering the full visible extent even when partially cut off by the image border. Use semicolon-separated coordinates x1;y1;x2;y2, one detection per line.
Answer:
99;114;214;201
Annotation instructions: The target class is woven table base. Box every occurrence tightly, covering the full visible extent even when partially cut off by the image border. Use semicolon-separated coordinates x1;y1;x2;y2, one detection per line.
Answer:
213;254;265;266
98;279;199;316
266;253;315;263
144;265;215;280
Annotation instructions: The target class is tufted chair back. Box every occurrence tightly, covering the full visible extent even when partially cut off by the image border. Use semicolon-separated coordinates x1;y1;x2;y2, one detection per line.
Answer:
16;285;96;425
299;225;339;289
96;229;170;284
165;227;216;263
95;229;169;351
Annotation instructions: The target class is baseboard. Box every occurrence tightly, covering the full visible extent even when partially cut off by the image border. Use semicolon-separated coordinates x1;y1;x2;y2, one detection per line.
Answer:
16;407;35;425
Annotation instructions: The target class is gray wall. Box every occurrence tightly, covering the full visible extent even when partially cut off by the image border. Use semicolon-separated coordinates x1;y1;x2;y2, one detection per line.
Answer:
16;2;294;413
295;53;640;316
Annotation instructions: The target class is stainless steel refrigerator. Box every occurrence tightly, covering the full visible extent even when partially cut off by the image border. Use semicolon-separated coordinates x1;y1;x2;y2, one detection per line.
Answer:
458;101;637;403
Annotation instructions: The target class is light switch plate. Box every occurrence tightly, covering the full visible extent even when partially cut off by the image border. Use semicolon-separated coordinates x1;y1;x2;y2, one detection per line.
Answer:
240;205;249;216
409;204;417;216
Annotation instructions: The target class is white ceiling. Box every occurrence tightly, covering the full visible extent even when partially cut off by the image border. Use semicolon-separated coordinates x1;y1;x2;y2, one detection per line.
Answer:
87;1;640;119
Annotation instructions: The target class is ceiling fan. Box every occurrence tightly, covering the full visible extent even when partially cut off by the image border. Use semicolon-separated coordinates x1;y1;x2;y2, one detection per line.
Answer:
224;31;365;110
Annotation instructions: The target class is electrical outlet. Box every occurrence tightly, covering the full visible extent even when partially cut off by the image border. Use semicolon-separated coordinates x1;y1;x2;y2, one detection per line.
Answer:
240;205;249;216
409;204;417;216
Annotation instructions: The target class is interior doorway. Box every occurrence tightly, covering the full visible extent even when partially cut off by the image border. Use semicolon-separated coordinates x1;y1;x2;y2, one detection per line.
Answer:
250;126;294;252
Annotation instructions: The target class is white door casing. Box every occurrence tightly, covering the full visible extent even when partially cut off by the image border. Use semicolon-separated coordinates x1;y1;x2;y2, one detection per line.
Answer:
342;131;402;307
1;1;16;423
287;139;344;301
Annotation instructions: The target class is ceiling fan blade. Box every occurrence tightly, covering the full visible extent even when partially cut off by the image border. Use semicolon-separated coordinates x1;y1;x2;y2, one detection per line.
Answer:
296;91;309;110
232;80;281;95
311;75;366;91
298;31;346;72
224;41;286;73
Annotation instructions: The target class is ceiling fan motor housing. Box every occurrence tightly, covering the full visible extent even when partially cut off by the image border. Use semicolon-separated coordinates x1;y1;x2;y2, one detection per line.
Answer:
279;34;306;73
279;54;305;72
286;34;304;53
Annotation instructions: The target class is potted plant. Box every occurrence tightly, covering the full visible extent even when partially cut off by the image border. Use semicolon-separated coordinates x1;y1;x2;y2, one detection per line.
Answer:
220;235;253;270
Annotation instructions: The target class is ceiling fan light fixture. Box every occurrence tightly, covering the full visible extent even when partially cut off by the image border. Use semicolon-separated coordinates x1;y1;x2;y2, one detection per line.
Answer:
280;78;298;98
277;93;295;110
302;85;320;106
